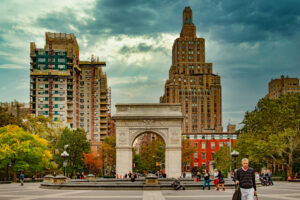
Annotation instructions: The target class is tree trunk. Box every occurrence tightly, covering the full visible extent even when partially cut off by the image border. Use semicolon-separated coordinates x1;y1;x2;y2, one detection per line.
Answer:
13;171;17;182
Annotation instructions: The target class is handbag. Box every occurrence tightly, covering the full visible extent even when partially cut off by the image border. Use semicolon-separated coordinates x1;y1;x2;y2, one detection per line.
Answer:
232;185;241;200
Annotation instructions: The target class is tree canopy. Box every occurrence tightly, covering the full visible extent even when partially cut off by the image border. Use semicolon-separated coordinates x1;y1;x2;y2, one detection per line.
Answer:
54;128;90;178
235;93;300;177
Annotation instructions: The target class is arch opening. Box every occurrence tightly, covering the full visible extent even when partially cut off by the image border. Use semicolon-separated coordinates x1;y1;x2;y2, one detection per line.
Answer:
132;131;166;176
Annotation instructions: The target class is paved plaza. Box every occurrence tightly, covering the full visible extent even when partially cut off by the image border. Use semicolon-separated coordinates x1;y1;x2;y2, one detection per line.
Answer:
0;182;299;200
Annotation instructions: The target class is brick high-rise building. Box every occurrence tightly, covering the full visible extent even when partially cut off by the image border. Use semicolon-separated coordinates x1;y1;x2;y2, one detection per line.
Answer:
267;75;300;99
78;59;109;152
160;7;222;133
30;32;109;152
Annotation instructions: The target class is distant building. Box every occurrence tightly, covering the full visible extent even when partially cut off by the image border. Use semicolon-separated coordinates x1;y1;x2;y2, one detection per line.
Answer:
0;100;29;119
160;7;222;133
183;123;238;173
268;75;300;99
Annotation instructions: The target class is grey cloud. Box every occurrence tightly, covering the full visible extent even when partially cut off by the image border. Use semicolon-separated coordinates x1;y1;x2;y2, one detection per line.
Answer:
118;43;165;55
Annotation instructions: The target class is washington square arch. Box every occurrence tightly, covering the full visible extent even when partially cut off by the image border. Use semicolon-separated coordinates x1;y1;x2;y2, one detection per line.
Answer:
112;103;183;178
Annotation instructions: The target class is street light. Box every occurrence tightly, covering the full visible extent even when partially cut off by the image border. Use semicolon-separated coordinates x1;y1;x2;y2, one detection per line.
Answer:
61;144;69;177
231;150;239;170
8;161;12;181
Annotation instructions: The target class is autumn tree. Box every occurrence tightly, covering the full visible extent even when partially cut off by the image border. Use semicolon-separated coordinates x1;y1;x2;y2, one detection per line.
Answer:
0;125;53;181
98;136;116;176
82;152;102;174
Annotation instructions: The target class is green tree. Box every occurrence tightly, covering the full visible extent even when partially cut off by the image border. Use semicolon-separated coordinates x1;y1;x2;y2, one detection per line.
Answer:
182;137;197;172
54;128;90;178
214;146;232;175
132;150;145;174
0;125;52;181
235;93;300;177
22;115;63;156
132;138;165;174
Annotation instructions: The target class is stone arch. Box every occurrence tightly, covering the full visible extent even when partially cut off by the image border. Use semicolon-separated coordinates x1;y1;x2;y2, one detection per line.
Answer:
113;103;183;178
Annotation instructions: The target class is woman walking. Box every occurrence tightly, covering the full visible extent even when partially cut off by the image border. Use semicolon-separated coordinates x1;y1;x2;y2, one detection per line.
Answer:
213;169;220;191
203;169;210;190
217;169;225;191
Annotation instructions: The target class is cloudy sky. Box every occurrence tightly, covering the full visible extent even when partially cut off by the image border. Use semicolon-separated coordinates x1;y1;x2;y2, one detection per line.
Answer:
0;0;299;130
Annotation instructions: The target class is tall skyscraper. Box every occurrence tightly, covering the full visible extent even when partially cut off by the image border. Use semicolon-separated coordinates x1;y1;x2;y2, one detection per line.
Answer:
30;32;109;152
160;7;222;133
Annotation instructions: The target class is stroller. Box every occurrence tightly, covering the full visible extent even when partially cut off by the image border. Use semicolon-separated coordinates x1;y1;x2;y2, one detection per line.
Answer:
260;175;269;186
171;178;185;190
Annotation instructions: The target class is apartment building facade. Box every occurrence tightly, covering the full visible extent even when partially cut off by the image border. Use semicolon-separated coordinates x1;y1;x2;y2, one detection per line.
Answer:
30;32;109;151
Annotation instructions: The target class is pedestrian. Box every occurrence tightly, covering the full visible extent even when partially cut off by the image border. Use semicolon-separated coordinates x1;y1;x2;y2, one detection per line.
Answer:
235;158;257;200
197;171;201;182
203;169;210;190
255;172;260;181
76;172;80;179
131;173;136;182
217;169;225;191
128;171;132;178
125;173;128;178
80;171;84;179
183;172;186;178
171;178;185;190
213;169;220;191
267;169;274;186
53;172;56;177
20;172;25;186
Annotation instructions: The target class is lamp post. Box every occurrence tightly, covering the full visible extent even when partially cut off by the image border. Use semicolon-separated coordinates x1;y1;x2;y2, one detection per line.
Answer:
231;150;239;170
8;161;12;181
61;144;69;177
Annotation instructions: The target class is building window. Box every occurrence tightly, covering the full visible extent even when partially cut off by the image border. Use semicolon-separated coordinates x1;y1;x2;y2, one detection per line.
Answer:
194;142;198;148
194;152;198;159
202;142;206;149
202;152;206;159
211;142;215;150
186;164;190;171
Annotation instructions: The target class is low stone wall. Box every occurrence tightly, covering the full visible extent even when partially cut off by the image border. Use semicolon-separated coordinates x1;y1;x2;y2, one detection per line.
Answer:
40;177;257;190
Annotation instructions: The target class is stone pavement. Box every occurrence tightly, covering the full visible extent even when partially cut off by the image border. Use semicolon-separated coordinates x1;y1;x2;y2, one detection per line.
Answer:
0;181;299;200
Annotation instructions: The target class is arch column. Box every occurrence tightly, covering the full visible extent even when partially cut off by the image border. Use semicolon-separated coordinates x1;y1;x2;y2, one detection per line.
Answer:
116;147;132;177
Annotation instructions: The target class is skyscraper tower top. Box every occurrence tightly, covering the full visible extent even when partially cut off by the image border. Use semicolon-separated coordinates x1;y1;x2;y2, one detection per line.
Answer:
180;6;196;38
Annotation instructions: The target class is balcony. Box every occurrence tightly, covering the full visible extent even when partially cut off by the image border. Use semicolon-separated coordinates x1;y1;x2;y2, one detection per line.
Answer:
30;69;71;77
